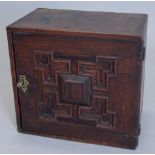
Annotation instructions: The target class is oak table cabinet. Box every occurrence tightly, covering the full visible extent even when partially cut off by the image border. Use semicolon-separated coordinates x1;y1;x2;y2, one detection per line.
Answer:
7;8;148;149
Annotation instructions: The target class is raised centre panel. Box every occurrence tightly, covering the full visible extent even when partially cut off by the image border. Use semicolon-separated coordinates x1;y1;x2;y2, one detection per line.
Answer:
58;73;91;106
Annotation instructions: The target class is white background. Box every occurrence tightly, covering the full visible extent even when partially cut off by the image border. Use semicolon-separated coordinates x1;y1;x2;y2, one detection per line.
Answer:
0;1;155;153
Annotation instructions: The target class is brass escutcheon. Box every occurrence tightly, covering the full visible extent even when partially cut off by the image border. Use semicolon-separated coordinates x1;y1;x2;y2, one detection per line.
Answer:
17;75;29;93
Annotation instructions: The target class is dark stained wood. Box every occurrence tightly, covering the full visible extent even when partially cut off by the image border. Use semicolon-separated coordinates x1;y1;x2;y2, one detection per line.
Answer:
6;8;148;149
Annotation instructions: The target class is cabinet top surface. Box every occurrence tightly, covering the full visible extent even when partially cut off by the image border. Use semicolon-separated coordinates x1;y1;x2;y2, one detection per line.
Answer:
8;8;147;39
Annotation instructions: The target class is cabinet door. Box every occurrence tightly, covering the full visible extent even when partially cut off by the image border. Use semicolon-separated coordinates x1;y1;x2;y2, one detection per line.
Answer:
12;32;142;148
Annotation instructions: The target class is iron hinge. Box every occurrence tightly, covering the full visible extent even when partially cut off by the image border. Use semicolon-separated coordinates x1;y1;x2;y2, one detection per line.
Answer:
140;47;146;61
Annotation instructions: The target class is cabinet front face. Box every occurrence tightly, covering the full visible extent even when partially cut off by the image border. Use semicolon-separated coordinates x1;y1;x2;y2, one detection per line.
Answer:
12;32;142;146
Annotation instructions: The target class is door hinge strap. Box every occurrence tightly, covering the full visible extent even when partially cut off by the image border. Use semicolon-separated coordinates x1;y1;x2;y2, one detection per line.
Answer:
141;47;146;61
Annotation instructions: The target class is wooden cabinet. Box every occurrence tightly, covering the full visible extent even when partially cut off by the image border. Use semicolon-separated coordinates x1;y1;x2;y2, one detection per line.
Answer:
7;8;148;149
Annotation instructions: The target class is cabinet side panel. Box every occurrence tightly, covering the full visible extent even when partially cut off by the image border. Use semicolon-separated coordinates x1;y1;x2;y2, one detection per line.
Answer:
6;28;22;131
139;16;148;120
139;47;146;124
